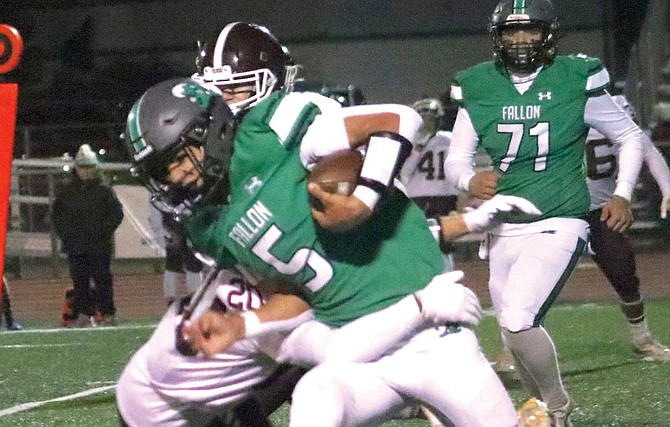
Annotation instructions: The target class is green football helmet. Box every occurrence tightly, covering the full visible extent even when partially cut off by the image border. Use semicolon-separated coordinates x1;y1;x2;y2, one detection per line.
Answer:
489;0;559;73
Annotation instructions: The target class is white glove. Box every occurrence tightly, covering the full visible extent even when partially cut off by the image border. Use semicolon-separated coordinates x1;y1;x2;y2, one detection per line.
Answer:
414;270;482;327
463;195;541;232
661;195;670;220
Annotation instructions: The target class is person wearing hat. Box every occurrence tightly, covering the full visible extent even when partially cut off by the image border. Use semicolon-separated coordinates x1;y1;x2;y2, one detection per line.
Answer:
52;144;124;327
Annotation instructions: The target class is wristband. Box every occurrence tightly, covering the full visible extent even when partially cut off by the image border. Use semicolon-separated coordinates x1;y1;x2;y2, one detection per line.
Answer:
352;185;381;211
354;131;413;210
359;132;412;186
241;311;261;337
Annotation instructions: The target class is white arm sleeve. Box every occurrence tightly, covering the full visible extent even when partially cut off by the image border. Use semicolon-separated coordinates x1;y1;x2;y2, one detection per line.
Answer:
242;309;315;337
585;94;645;201
445;107;479;192
299;102;422;169
340;103;423;141
643;136;670;197
276;295;424;366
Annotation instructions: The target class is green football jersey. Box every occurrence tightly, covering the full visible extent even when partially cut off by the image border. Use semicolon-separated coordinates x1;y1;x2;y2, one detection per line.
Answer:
187;92;444;327
452;55;609;221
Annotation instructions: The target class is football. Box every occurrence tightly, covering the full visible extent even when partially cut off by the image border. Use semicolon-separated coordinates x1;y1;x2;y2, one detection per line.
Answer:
307;148;363;210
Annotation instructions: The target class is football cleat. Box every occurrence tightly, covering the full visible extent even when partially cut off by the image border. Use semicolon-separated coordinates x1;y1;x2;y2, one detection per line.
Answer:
517;398;550;427
5;321;22;331
549;397;574;427
76;314;97;328
632;336;670;362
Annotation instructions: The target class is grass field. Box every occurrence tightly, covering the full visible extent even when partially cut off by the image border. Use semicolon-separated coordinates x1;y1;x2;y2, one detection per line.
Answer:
1;299;669;427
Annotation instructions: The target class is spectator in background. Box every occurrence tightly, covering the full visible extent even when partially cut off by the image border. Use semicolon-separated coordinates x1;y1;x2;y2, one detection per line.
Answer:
2;277;22;331
161;212;203;306
400;98;461;271
52;144;124;327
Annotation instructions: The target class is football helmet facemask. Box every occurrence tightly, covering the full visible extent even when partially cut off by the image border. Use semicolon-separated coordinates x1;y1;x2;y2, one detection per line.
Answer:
489;0;559;73
192;22;300;114
123;78;236;220
411;98;445;117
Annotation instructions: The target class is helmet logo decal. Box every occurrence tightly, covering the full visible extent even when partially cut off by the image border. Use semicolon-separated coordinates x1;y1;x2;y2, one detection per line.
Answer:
259;51;268;62
172;82;218;109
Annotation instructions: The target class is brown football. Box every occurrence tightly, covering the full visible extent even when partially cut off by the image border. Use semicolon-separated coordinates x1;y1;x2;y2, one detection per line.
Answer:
307;149;363;210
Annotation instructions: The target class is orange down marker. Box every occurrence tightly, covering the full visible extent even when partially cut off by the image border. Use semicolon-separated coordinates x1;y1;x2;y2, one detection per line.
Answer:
0;24;23;295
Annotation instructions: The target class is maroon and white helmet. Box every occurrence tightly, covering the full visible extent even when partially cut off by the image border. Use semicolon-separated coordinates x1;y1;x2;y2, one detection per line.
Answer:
192;22;300;113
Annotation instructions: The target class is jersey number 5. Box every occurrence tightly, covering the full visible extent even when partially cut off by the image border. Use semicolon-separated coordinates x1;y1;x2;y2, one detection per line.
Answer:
497;122;549;172
251;224;333;293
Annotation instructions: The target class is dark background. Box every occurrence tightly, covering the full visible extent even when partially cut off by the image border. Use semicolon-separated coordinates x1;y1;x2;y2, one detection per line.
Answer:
0;0;650;159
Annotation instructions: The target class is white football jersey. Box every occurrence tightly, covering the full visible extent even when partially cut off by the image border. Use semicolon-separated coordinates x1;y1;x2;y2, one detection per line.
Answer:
586;127;670;211
585;127;618;210
116;269;285;427
401;130;461;198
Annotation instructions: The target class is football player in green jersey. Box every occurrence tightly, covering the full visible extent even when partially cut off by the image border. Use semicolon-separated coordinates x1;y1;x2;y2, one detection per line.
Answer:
121;22;558;426
117;22;546;427
123;75;524;427
444;1;646;426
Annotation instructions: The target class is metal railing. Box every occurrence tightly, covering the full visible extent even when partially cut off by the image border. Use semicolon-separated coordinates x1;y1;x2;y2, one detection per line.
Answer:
7;158;133;278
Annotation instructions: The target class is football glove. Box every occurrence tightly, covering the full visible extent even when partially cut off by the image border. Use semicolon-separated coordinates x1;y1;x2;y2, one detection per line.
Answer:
463;194;541;232
414;270;482;327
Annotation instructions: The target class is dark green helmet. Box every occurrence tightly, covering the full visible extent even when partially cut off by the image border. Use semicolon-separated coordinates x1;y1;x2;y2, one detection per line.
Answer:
489;0;559;73
123;78;236;219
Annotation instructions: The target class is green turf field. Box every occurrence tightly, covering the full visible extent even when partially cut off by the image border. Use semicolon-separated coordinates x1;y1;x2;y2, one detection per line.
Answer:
1;300;669;426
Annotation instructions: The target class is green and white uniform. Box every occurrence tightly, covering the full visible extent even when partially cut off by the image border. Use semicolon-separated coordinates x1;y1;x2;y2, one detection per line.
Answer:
185;91;519;427
452;55;607;222
446;54;643;332
187;91;444;327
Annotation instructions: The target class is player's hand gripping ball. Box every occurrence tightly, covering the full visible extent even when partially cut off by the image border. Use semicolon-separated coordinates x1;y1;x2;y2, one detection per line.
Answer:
307;149;363;211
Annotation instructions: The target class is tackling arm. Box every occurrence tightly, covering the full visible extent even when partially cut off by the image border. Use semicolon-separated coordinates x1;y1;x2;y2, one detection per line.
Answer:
183;293;312;358
276;271;481;366
437;194;542;242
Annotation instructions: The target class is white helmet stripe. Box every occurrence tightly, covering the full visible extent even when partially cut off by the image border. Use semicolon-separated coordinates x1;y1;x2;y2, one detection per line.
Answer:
213;22;240;69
